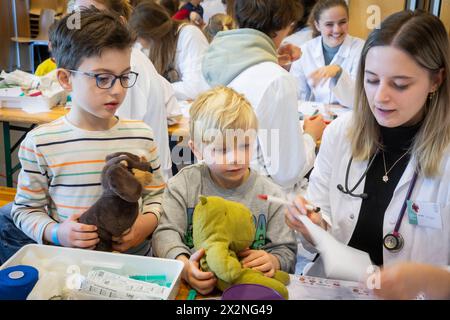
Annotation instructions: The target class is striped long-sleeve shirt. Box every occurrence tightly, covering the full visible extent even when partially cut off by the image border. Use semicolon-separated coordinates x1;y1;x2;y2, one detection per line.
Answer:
11;116;166;244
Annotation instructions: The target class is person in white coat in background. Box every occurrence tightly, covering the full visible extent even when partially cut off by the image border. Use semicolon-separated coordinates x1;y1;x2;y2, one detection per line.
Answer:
130;1;210;101
73;0;177;180
286;10;450;299
202;0;326;191
282;0;317;48
290;0;364;108
202;0;226;24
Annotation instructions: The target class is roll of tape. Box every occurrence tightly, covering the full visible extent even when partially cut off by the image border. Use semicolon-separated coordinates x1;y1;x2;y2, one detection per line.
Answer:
0;265;39;300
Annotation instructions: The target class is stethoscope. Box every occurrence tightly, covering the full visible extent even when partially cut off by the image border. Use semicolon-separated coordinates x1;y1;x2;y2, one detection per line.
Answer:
337;150;419;252
336;150;379;200
383;170;418;252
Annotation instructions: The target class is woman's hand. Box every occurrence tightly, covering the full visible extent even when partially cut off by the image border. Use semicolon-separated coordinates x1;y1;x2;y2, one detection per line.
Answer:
308;65;342;87
374;263;450;300
284;195;325;244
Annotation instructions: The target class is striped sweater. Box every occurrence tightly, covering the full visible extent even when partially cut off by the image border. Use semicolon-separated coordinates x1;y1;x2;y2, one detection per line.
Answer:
11;116;166;244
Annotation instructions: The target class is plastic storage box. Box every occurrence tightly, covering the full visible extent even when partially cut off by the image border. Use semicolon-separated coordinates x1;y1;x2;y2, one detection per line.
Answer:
0;89;66;110
0;244;184;300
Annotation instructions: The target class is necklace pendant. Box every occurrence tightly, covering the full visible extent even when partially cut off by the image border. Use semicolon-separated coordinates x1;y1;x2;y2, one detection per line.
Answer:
382;175;389;183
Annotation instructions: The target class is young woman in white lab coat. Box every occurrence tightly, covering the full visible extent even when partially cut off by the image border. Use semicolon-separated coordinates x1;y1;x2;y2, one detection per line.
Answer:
286;10;450;297
129;1;210;101
290;0;364;108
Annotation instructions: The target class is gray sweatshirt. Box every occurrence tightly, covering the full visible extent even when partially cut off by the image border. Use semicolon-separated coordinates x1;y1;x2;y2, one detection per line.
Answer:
152;163;297;273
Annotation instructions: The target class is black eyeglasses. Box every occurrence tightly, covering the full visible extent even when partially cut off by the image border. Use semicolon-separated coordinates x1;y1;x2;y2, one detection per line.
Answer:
69;70;139;89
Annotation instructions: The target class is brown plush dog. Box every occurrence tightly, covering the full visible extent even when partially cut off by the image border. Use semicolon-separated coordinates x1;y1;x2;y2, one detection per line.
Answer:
79;152;153;251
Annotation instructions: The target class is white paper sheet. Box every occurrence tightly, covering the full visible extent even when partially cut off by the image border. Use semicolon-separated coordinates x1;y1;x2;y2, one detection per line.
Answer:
287;274;378;300
295;215;373;282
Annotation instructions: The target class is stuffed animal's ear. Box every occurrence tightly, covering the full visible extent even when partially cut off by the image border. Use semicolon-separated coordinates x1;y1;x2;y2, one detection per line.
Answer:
106;165;142;202
199;195;207;205
105;152;140;163
132;168;153;186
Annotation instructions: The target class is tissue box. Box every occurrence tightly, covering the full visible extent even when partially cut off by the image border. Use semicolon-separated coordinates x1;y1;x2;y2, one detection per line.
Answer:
0;244;184;300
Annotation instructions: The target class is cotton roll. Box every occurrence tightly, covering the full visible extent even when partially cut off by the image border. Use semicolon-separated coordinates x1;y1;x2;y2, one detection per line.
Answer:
0;265;39;300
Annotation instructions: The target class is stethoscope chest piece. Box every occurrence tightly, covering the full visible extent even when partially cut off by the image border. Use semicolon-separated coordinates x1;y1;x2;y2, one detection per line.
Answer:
383;232;404;252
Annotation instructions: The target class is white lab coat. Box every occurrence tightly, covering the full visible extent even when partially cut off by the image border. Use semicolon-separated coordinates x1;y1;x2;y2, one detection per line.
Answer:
290;35;365;108
202;0;226;23
118;47;174;180
282;27;313;48
228;61;317;191
305;113;450;267
172;25;210;100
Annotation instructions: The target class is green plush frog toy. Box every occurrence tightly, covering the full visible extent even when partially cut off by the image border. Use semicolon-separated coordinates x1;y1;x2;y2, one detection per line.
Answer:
193;196;290;299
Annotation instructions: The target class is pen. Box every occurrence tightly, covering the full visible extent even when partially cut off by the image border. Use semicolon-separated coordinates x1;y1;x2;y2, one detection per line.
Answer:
187;289;197;300
257;194;321;213
309;109;320;120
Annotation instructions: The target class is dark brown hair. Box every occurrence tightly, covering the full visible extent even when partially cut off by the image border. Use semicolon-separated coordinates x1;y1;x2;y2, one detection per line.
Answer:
293;0;316;32
309;0;348;37
158;0;180;16
50;7;133;70
92;0;133;20
129;1;182;82
233;0;303;38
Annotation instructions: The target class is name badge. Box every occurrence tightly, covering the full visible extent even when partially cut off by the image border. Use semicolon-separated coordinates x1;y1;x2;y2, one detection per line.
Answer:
407;200;442;230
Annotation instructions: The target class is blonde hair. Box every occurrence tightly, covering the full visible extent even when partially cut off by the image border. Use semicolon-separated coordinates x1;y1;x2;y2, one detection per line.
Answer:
203;13;235;42
349;10;450;177
189;86;258;146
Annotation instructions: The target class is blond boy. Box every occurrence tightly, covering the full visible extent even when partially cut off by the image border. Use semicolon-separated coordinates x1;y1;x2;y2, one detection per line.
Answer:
153;86;296;295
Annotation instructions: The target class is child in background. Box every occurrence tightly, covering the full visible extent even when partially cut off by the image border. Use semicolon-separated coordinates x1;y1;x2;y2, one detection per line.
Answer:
35;58;56;77
282;0;317;48
34;25;57;76
203;13;235;42
173;0;205;26
158;0;180;16
202;0;227;24
130;1;210;100
153;86;297;295
0;8;166;264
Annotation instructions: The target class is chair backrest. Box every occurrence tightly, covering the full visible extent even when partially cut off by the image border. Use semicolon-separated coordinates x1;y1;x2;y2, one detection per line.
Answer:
35;9;56;40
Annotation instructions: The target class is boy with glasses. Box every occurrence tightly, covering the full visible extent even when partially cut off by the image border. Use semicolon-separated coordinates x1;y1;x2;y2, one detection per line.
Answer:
1;8;165;262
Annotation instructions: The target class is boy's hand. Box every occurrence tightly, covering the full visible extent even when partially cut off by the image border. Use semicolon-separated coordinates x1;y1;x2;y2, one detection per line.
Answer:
177;249;217;295
238;249;280;278
303;114;327;142
112;214;157;252
58;212;99;249
277;43;302;70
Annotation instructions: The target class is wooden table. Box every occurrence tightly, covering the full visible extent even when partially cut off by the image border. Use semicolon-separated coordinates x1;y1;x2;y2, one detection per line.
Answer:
0;106;189;187
0;106;68;186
